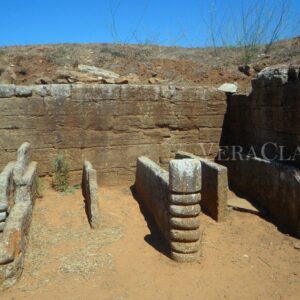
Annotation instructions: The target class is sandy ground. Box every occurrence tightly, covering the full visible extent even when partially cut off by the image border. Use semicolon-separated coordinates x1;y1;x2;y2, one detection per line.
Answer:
1;181;300;300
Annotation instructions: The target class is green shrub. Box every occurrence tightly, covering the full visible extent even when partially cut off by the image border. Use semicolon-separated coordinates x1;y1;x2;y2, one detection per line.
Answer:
52;155;70;192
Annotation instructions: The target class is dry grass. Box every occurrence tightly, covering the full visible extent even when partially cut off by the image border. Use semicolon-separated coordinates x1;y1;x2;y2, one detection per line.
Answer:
18;199;123;291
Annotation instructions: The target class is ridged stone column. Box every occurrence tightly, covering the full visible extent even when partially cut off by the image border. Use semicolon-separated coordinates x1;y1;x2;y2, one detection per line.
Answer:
169;159;201;262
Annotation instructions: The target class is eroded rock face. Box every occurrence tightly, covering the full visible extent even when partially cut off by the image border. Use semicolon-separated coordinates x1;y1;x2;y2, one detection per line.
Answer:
252;65;300;88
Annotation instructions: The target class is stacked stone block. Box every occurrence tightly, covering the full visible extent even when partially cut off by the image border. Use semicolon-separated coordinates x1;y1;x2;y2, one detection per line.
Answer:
135;157;202;263
176;151;228;222
13;142;38;204
82;161;100;229
0;162;15;232
169;159;202;262
0;142;37;290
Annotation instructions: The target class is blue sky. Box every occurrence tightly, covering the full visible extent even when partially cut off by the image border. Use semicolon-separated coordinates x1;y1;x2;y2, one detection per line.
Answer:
0;0;299;47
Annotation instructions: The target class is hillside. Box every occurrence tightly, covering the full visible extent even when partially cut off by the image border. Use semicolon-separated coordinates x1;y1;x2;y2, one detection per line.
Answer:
0;37;300;93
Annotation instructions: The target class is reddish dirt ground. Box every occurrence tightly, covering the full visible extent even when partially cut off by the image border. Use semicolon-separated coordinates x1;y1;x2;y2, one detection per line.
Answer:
1;181;300;300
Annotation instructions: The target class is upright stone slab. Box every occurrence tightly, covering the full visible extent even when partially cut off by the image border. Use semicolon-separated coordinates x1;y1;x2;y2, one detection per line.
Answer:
13;142;31;186
12;143;37;204
0;142;38;290
176;151;228;222
82;161;100;229
0;162;15;232
169;159;202;262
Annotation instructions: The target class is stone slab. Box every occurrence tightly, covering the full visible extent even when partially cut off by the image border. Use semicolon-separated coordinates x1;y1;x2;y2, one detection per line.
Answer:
171;241;200;254
170;193;201;205
170;216;200;230
176;151;228;222
170;229;200;242
171;251;199;263
169;159;201;193
82;161;100;229
169;204;200;218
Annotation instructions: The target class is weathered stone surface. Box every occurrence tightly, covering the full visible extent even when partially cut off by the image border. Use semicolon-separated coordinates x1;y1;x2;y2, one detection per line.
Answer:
218;83;238;93
0;84;15;98
50;84;71;98
0;201;33;290
170;216;200;230
0;162;15;210
13;143;32;185
82;161;100;229
251;65;300;88
78;65;120;79
219;150;300;237
170;204;200;218
116;73;140;84
0;222;5;232
14;162;37;203
0;212;7;221
171;251;199;263
0;84;226;183
56;69;102;83
170;193;201;205
170;229;200;242
169;159;201;193
0;203;8;212
171;241;200;254
135;156;169;240
31;85;50;97
176;151;228;222
15;86;32;97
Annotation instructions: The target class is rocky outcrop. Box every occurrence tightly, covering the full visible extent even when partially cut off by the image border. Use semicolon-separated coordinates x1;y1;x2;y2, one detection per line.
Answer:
252;65;300;88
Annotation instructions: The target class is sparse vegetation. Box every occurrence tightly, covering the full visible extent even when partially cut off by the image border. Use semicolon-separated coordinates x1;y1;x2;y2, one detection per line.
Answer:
52;155;70;192
206;0;300;64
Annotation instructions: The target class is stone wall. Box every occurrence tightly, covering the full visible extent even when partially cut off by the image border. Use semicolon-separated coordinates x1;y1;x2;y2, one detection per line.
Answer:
220;67;300;236
219;152;300;236
0;84;226;184
222;75;300;165
135;157;202;262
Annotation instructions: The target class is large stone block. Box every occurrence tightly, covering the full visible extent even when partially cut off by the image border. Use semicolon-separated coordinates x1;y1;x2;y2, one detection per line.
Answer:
82;161;100;229
0;201;33;290
170;216;200;230
171;241;200;254
169;204;200;218
0;85;15;98
170;229;200;242
170;193;201;205
0;162;15;209
15;86;32;97
13;143;32;185
171;251;199;263
176;151;228;222
14;162;37;203
169;159;201;193
135;156;169;239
